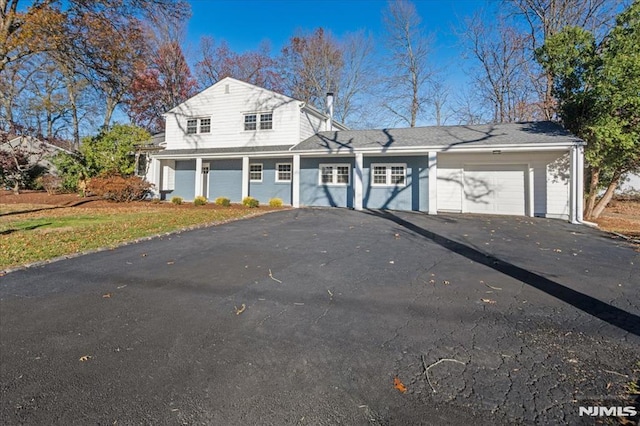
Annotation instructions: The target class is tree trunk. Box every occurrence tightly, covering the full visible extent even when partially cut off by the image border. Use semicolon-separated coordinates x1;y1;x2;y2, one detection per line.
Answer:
590;174;621;220
584;167;600;219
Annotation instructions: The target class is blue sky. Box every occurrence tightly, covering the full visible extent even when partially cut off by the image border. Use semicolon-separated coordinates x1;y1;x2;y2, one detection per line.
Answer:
185;0;496;88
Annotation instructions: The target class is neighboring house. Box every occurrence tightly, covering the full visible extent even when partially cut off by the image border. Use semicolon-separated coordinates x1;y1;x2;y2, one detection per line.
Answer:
618;172;640;193
147;77;586;223
0;134;70;175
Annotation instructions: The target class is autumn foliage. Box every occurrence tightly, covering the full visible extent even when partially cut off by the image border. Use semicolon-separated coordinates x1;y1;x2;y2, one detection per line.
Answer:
86;173;152;202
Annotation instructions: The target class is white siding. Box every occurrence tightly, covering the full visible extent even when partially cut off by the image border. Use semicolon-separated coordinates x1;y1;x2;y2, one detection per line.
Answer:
437;151;570;218
164;79;301;150
300;110;325;141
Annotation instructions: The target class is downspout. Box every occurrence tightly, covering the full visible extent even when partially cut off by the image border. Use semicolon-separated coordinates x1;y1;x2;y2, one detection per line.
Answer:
572;143;598;227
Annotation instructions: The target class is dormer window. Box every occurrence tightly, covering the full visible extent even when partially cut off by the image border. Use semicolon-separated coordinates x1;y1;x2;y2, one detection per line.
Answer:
244;112;273;131
186;117;211;134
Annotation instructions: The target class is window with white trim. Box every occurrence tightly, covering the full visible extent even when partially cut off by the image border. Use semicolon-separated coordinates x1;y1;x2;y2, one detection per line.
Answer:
199;118;211;133
260;113;273;130
186;117;210;134
276;163;292;182
371;164;407;186
187;119;197;134
249;163;263;182
319;164;350;185
244;112;273;131
244;114;257;131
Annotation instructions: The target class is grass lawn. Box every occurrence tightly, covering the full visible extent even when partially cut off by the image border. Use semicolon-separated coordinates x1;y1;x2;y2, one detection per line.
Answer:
0;203;268;271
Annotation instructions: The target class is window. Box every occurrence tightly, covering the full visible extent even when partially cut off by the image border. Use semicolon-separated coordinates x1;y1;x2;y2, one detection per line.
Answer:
186;118;210;134
244;112;273;131
187;119;198;134
244;114;257;131
371;164;407;186
260;113;273;130
319;164;350;185
200;118;211;133
276;163;292;182
250;163;263;182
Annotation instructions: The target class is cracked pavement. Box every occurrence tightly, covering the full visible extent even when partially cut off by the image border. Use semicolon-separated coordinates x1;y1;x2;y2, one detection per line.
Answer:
1;208;639;425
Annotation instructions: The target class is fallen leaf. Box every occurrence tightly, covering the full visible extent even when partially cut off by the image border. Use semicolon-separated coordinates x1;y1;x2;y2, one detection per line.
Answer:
394;233;400;239
102;293;111;298
79;355;92;362
553;248;562;253
482;281;502;291
389;260;395;264
443;280;450;285
234;304;246;315
481;298;496;304
393;377;407;393
167;261;174;265
428;279;435;284
140;253;147;257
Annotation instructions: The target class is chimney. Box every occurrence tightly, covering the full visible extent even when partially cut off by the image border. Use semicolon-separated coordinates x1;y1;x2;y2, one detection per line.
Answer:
326;92;334;131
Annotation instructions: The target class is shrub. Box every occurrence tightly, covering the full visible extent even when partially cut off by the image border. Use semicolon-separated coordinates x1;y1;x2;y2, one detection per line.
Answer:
193;195;208;206
86;173;153;202
215;196;231;207
242;196;259;208
151;197;161;204
171;196;183;205
39;174;63;195
268;197;283;207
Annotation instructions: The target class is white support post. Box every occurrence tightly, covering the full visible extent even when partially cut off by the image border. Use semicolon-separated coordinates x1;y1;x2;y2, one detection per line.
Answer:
528;165;535;217
354;152;363;211
151;158;161;198
292;154;301;208
427;152;438;215
241;156;250;199
576;146;584;222
569;146;578;224
195;157;203;198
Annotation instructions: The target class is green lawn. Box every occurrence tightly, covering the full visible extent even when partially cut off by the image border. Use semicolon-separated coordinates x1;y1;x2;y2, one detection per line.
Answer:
0;204;266;271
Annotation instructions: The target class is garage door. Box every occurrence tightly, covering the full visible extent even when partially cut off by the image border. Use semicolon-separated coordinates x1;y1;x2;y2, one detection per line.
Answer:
463;165;525;215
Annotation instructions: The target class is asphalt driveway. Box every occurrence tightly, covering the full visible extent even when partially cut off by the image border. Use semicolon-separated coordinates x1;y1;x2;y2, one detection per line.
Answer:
1;208;639;425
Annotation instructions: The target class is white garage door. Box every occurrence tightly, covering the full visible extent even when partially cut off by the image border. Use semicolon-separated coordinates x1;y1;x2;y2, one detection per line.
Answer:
463;165;526;215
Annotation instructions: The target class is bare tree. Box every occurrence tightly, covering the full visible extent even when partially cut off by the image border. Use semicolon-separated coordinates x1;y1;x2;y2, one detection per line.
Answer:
382;0;433;127
195;37;283;92
459;12;536;123
281;28;343;113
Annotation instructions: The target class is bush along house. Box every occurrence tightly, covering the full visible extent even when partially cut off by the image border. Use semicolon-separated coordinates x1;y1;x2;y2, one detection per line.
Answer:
146;77;586;223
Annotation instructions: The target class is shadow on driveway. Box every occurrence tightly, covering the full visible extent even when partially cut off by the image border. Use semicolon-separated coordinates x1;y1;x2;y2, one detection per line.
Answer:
366;209;640;337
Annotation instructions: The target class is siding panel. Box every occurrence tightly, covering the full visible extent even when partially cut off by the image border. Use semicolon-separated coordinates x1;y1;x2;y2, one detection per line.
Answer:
173;160;196;200
208;159;243;202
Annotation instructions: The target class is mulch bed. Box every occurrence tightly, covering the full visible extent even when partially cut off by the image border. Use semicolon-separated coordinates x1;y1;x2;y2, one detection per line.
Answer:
0;190;279;211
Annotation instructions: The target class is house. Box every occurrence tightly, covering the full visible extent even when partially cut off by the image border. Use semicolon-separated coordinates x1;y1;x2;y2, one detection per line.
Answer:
147;77;586;223
0;133;71;175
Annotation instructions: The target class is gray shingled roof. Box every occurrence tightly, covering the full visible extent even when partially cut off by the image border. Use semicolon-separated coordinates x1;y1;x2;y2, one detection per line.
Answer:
155;144;295;157
291;121;583;152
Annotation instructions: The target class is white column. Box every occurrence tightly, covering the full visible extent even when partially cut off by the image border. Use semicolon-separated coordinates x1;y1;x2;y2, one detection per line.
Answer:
427;152;438;215
528;166;535;217
292;154;301;208
241;156;250;199
151;158;161;198
195;157;203;198
354;152;364;211
569;146;577;223
576;146;584;222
